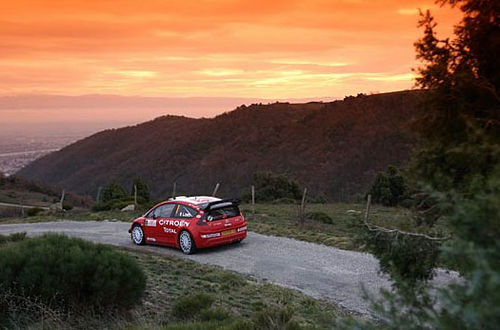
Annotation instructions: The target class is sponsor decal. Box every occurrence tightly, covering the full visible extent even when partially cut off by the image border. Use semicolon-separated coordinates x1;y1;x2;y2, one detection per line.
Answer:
158;219;189;227
163;227;177;234
147;237;156;242
145;219;157;227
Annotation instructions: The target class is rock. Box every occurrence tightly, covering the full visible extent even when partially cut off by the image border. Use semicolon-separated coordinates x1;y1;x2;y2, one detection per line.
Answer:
121;204;135;211
346;210;361;215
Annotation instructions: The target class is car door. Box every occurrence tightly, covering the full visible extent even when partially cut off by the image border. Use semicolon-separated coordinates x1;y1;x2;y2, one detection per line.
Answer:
154;203;176;244
142;206;159;243
143;203;175;244
160;203;197;244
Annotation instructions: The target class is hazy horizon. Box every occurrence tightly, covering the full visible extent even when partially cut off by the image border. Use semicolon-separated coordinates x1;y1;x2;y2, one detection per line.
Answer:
0;93;339;132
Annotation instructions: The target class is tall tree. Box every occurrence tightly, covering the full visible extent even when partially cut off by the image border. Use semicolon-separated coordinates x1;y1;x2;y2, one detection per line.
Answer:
410;0;499;193
348;1;500;328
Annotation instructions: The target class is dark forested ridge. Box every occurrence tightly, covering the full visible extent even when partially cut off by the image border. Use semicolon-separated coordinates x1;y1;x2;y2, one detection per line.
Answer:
18;90;424;200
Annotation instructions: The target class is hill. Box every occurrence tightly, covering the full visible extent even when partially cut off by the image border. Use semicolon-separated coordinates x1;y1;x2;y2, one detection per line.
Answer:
18;90;424;201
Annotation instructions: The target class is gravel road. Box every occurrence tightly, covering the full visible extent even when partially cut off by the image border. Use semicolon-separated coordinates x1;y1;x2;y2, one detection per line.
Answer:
0;221;459;316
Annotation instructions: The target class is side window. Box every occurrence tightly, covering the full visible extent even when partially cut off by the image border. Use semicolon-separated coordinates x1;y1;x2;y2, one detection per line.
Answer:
173;204;197;218
157;204;176;218
148;204;175;218
146;208;157;218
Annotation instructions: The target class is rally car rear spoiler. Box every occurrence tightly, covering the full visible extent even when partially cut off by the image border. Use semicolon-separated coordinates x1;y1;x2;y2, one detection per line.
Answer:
201;198;241;211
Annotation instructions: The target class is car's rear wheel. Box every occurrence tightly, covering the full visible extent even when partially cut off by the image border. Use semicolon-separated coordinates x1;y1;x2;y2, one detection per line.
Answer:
131;225;145;245
179;230;196;254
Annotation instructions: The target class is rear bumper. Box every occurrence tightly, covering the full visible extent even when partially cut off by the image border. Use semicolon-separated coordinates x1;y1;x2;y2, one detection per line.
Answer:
195;230;247;248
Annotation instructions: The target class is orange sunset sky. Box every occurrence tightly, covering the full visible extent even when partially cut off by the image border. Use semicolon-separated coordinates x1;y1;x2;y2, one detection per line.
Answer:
0;0;461;124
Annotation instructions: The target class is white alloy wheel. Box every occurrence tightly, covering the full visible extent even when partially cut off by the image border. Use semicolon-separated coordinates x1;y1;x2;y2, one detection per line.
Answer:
179;231;196;254
131;225;145;245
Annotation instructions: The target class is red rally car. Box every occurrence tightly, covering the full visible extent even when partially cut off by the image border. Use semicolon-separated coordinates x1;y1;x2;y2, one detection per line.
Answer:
128;196;247;254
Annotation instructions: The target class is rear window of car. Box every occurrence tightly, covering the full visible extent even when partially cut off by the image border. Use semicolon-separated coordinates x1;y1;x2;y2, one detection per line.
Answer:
207;205;240;221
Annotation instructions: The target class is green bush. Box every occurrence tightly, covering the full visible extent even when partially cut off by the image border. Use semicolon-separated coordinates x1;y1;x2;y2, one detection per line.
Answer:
101;181;128;203
368;166;409;206
172;293;215;320
167;293;252;330
253;306;301;330
0;234;146;316
200;307;231;322
242;172;301;202
27;207;44;217
0;232;26;245
131;177;150;203
362;231;441;288
165;318;252;330
61;200;74;211
306;211;333;224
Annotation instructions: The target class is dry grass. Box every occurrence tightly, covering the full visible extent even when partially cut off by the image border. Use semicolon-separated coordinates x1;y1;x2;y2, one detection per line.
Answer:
1;243;350;329
242;202;449;251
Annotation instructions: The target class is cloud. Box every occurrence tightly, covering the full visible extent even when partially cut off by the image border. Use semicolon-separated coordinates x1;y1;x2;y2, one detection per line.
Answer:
0;0;461;99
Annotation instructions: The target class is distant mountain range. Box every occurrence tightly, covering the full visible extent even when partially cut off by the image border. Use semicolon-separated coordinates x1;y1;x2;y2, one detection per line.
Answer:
0;94;337;122
18;90;424;201
0;94;337;110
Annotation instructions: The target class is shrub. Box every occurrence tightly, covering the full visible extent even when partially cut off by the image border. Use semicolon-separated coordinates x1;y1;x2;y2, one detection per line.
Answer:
306;211;333;224
164;318;252;330
242;172;301;202
363;231;441;288
101;181;128;203
253;306;301;330
0;234;146;317
0;232;26;245
26;207;44;217
200;307;231;322
368;166;409;206
131;177;150;202
216;272;246;287
61;200;73;211
172;293;215;320
91;202;109;211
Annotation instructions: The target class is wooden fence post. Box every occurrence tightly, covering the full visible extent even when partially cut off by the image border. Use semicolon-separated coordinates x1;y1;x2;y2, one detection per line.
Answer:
365;194;372;224
134;184;138;209
96;186;102;203
20;196;25;217
251;185;255;217
59;189;65;210
300;188;307;225
212;183;220;197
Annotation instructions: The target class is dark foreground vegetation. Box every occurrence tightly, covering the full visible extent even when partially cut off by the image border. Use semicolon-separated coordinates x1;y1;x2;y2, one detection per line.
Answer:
0;234;146;328
0;233;347;329
343;1;500;328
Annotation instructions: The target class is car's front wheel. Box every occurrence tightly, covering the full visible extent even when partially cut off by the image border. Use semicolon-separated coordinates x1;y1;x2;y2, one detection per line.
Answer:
179;230;196;254
131;225;145;245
